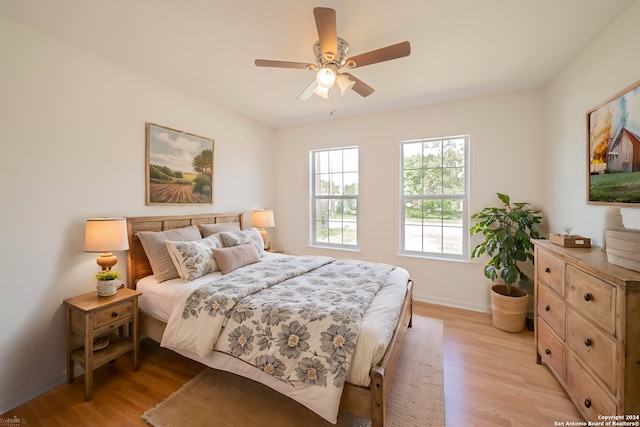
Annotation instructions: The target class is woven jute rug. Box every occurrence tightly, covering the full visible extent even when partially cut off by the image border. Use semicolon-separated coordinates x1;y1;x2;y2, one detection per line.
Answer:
142;315;444;427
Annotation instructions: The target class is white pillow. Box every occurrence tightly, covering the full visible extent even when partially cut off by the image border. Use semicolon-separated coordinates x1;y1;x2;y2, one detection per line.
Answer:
165;235;222;281
218;227;265;256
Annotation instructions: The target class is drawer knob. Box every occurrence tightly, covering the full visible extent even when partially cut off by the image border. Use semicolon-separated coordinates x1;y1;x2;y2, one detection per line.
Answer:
545;348;551;355
111;312;119;318
584;398;592;408
544;305;550;312
544;267;551;273
583;292;592;302
584;338;592;347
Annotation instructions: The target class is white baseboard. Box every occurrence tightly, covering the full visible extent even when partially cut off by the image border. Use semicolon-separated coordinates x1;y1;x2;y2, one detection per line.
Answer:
413;295;491;314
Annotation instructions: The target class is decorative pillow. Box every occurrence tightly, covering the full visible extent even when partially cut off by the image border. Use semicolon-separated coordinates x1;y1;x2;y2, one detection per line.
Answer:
165;235;222;281
200;222;241;237
212;243;261;275
136;225;202;282
218;227;265;256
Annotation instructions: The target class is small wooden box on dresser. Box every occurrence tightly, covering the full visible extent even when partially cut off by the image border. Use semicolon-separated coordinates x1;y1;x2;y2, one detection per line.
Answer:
534;240;640;420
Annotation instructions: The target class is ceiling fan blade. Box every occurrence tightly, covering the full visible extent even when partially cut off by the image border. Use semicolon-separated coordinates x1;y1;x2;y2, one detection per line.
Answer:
297;79;317;101
255;59;317;70
314;7;337;62
345;41;411;69
342;73;375;97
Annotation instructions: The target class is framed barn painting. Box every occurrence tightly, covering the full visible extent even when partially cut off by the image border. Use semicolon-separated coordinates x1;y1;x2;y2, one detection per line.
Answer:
145;122;214;205
588;80;640;205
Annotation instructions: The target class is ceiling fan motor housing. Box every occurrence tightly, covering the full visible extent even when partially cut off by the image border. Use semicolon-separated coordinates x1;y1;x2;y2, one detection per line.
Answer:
314;37;349;68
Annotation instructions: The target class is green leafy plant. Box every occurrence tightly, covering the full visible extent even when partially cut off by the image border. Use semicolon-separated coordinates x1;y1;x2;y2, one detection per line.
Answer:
95;270;120;281
470;193;542;295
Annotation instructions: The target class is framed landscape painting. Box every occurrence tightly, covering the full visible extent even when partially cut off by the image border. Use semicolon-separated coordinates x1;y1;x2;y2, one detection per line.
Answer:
588;80;640;205
145;122;214;205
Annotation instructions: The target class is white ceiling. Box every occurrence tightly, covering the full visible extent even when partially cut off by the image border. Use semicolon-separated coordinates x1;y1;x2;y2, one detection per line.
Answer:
0;0;634;128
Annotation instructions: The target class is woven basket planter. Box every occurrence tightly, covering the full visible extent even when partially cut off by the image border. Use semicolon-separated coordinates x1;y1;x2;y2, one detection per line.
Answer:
490;284;529;332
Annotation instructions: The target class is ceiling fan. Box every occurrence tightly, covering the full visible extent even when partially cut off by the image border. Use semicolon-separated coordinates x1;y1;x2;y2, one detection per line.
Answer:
255;7;411;104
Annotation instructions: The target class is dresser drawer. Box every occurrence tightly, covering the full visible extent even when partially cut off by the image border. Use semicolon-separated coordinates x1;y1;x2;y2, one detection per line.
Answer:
93;300;134;329
537;283;565;339
536;249;565;296
566;265;616;335
537;318;565;380
566;352;617;420
566;308;617;393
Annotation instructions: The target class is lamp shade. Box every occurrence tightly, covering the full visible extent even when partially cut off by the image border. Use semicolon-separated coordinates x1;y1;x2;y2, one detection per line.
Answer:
337;74;355;95
251;210;275;228
313;84;330;99
84;218;129;253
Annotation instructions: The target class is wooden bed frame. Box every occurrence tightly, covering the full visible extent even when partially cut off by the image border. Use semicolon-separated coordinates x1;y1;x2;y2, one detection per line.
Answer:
126;213;413;427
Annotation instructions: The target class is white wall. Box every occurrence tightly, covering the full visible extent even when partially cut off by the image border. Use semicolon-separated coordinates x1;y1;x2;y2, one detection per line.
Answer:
273;91;545;311
543;0;640;244
0;17;275;413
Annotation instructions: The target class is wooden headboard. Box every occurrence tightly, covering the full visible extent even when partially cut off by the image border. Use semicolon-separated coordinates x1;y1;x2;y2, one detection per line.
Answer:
126;212;244;289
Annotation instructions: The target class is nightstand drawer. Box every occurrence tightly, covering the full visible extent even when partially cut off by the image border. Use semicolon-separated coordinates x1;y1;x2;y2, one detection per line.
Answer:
94;300;134;329
566;265;616;335
537;283;565;339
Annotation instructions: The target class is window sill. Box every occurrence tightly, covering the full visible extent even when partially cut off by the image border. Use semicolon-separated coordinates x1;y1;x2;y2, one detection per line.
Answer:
396;252;471;263
307;244;362;253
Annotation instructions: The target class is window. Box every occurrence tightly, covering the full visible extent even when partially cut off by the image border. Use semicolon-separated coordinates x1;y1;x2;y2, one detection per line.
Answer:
310;147;359;249
400;136;469;259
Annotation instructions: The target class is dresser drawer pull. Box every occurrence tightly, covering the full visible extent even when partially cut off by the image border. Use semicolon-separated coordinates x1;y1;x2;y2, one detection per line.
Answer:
583;292;592;302
584;398;592;408
545;348;551;355
584;338;592;347
544;267;551;273
111;312;119;318
544;305;550;311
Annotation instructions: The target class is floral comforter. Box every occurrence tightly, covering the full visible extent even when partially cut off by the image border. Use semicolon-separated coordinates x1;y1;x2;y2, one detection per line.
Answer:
161;255;395;422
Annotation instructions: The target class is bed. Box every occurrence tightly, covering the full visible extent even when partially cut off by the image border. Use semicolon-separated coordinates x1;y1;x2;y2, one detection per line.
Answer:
126;213;413;427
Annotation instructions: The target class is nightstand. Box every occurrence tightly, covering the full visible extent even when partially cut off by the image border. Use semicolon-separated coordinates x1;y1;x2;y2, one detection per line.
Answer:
63;287;141;401
266;249;284;254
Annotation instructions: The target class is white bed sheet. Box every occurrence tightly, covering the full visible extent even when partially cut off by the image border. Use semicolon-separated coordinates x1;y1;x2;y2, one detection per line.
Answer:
137;253;409;387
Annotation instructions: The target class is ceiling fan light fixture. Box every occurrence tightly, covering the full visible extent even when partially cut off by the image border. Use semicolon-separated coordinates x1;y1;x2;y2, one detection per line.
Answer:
337;74;355;95
316;67;336;88
313;84;330;98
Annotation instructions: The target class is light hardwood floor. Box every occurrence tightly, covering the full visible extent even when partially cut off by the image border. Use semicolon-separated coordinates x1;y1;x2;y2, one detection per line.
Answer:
2;302;582;426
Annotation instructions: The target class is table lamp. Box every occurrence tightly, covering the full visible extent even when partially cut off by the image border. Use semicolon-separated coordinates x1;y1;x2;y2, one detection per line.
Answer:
251;209;275;249
84;217;129;271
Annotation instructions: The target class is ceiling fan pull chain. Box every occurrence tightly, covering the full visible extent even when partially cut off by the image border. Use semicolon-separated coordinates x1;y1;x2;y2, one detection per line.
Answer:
329;86;336;115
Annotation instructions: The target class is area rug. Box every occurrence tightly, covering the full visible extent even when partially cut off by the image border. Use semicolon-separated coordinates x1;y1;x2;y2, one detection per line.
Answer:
142;315;444;427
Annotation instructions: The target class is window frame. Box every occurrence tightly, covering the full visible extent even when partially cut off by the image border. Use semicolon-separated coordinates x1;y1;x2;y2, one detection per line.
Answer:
309;146;360;251
399;135;470;260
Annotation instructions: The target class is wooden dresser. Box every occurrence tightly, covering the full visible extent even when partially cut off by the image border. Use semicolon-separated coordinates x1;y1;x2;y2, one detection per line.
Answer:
534;240;640;420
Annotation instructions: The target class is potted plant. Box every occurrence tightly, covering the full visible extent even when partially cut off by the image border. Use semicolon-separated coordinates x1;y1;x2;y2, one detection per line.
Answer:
95;270;120;297
470;193;542;332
